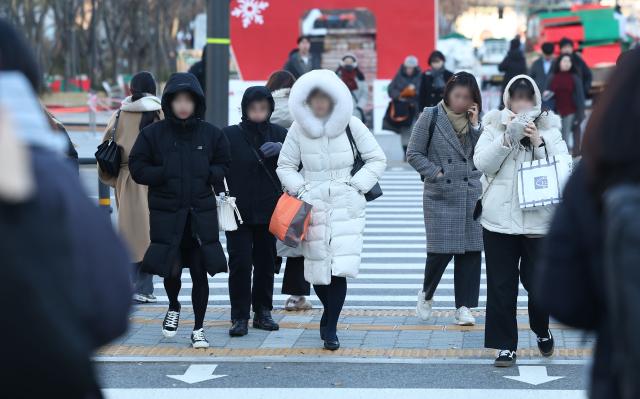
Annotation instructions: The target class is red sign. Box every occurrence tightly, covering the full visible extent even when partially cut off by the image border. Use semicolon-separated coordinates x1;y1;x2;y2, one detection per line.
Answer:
230;0;437;80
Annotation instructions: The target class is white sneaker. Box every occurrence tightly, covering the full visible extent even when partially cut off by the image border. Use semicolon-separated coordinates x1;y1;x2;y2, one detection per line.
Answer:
191;328;210;349
455;306;476;326
133;293;157;303
416;290;433;321
284;295;313;311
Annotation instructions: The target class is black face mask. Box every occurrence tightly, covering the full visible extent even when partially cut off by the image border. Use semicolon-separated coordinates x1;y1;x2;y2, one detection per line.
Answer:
343;65;355;71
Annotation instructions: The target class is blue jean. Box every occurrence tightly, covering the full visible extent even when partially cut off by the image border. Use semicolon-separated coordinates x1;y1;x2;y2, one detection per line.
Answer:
132;262;154;295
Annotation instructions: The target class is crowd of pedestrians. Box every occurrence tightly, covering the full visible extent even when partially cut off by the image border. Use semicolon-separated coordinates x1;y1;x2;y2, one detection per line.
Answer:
4;14;640;398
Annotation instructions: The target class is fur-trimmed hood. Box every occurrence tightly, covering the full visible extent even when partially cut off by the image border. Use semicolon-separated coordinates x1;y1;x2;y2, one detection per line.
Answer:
120;95;161;112
483;74;561;132
288;69;353;138
271;88;290;99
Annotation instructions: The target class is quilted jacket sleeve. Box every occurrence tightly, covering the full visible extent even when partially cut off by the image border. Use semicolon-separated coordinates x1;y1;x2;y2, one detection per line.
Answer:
276;123;306;195
348;117;387;193
473;120;513;177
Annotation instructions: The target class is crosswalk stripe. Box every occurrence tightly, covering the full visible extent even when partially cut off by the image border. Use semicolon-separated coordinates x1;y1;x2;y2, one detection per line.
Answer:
152;295;529;302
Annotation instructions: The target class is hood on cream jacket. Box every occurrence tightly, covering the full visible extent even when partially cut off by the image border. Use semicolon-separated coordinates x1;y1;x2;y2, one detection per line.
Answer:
277;70;386;285
473;74;569;235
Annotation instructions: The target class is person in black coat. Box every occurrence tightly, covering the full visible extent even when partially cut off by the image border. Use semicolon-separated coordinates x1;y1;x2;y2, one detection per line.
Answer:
537;49;640;399
188;46;206;94
0;20;131;397
418;50;454;111
223;86;287;337
499;37;527;102
129;72;231;349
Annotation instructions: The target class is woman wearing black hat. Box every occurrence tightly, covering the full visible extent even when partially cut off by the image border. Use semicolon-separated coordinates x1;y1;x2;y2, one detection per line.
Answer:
129;72;231;348
418;50;454;111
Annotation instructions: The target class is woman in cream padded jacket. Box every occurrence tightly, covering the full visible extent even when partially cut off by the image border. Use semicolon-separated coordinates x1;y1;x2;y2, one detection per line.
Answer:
474;74;568;367
277;69;386;351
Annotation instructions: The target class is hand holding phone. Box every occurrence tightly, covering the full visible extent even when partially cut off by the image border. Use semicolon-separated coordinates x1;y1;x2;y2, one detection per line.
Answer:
467;103;479;126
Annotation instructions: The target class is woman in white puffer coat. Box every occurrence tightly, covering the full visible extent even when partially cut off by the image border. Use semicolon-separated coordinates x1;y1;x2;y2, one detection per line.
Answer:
474;75;568;368
277;69;386;351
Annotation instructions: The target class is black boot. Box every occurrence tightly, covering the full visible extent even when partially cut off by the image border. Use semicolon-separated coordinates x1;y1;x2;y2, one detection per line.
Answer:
253;309;280;331
229;319;249;337
319;310;327;340
323;336;340;351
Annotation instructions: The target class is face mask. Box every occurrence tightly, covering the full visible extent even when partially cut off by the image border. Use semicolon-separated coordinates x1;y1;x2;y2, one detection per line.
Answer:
343;65;355;71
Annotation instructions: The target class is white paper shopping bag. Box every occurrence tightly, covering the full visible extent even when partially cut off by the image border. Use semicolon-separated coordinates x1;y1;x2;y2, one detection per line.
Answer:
517;154;573;209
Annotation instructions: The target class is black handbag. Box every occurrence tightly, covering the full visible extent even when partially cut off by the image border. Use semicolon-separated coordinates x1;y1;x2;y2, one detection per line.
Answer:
95;110;122;177
345;125;383;202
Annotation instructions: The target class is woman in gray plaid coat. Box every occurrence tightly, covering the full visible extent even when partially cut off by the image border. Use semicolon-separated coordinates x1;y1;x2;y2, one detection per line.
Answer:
406;72;483;326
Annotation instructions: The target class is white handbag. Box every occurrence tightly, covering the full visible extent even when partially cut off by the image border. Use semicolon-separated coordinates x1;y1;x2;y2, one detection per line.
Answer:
216;178;243;231
517;153;573;209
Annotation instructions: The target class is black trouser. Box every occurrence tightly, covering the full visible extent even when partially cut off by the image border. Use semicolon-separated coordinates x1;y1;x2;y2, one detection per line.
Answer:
163;246;209;330
423;252;481;308
226;223;276;321
313;276;347;340
282;257;310;296
483;229;549;351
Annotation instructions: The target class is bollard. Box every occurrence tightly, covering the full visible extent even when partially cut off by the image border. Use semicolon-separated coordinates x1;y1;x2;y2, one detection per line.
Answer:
98;180;112;214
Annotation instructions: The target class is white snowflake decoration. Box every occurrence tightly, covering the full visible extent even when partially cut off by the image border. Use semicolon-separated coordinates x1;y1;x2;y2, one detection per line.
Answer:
231;0;269;29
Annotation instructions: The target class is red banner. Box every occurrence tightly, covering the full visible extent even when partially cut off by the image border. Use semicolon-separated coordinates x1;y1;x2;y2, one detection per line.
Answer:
229;0;436;80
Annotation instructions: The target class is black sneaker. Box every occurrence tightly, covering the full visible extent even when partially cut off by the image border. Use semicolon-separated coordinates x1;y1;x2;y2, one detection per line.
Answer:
229;319;249;337
537;329;555;357
253;309;280;331
191;328;210;349
494;350;517;367
162;308;180;338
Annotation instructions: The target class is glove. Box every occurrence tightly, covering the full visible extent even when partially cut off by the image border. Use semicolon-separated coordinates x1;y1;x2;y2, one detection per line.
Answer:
259;142;282;158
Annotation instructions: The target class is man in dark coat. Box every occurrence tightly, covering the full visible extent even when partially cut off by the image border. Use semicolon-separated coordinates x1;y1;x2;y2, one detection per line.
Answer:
499;37;527;102
129;72;231;348
283;35;321;79
559;37;593;97
529;42;555;92
223;86;287;337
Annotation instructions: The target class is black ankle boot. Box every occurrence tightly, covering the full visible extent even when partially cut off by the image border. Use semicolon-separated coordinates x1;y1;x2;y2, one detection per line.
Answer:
229;319;249;337
253;309;280;331
323;336;340;351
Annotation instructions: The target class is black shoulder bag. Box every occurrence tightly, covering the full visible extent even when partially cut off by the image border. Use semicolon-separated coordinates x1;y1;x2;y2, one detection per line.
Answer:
95;110;122;177
345;125;383;202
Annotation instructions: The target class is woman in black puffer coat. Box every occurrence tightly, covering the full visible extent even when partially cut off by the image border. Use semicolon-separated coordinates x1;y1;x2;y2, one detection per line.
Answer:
129;72;231;349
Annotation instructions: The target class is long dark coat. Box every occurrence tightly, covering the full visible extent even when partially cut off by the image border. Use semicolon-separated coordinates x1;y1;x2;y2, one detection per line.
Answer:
406;103;483;254
129;73;231;277
223;86;287;225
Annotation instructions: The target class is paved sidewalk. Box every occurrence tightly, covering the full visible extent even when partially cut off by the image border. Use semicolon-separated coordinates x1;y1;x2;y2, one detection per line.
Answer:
98;306;594;360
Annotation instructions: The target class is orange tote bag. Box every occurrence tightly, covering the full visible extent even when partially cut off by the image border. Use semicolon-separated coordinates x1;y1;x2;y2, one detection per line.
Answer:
269;192;312;248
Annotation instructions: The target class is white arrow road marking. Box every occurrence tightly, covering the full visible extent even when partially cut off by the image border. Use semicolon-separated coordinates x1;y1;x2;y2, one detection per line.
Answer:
504;366;565;386
167;364;227;384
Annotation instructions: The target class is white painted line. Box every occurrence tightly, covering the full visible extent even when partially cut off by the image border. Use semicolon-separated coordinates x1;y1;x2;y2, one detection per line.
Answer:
95;356;589;366
364;220;423;225
166;364;226;384
364;228;425;233
102;388;587;399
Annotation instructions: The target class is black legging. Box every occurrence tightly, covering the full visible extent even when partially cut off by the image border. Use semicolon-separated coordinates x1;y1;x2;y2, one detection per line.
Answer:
313;276;347;340
164;232;209;330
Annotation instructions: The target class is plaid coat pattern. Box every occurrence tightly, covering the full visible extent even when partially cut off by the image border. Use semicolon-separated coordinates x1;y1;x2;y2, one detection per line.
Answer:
406;104;483;254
